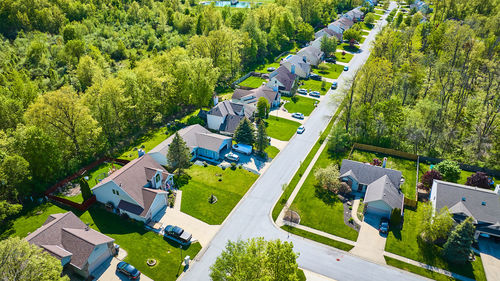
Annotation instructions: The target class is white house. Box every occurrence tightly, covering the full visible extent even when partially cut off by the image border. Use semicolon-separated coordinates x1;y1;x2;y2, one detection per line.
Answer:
328;21;346;35
342;7;364;22
266;66;297;96
92;154;174;223
280;54;311;78
232;85;281;108
297;45;324;66
206;100;255;134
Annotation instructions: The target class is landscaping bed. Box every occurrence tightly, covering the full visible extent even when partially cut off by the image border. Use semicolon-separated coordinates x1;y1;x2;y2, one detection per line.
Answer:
282;96;317;116
265;116;301;141
180;165;258;225
299;79;331;95
238;76;267;88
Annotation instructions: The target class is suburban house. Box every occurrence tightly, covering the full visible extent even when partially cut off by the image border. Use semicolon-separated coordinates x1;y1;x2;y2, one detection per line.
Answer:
232;85;281;108
342;7;364;22
315;28;342;42
365;0;377;6
92;154;174;222
280;54;311;78
26;212;115;278
410;0;431;14
266;65;297;96
149;124;232;165
206;100;255;134
339;159;404;218
297;45;324;66
337;17;355;31
328;21;346;35
430;180;500;240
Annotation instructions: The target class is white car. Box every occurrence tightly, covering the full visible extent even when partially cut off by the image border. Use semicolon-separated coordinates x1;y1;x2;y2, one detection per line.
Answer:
309;91;321;98
297;126;305;134
291;112;304;119
225;152;239;162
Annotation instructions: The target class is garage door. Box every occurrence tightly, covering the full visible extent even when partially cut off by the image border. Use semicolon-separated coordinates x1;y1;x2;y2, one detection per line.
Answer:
365;205;391;218
88;249;112;273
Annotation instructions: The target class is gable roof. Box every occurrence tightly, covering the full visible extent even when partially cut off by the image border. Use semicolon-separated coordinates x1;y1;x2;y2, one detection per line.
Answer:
93;154;168;217
433;180;500;225
207;100;255;119
339;159;402;187
268;66;297;92
316;28;342;41
232;86;279;106
221;115;245;134
282;55;311;74
26;212;113;270
298;45;324;61
337;17;355;28
364;175;403;209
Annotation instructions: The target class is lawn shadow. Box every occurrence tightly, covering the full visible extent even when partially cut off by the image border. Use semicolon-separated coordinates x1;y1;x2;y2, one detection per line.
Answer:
174;174;192;188
390;226;402;240
162;236;195;251
314;185;339;206
87;207;148;236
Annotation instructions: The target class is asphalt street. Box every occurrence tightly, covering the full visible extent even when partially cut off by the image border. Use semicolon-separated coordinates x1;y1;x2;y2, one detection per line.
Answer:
182;2;426;280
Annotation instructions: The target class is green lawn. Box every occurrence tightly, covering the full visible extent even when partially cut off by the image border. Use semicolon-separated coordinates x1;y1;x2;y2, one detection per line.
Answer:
340;43;360;53
282;225;354;252
350;150;423;198
238;76;267;88
265;116;301;141
265;146;280;159
118;127;170;160
59;193;84;204
385;256;455;281
180;165;258;225
254;54;290;73
335;52;354;63
361;30;369;36
360;22;374;30
386;204;486;281
86;162;124;188
290;146;358;241
315;63;344;79
282;96;317;116
4;203;201;281
374;14;382;20
374;9;385;15
359;36;366;44
298;79;331;95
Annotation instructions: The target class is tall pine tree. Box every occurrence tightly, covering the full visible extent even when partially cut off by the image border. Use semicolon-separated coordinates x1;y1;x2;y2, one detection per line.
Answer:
255;120;269;155
234;118;255;146
443;217;475;264
167;132;191;176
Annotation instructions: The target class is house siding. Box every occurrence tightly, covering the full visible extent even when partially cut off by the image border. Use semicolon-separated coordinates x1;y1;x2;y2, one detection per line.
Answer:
92;181;138;209
148;193;168;220
207;114;224;131
87;243;111;267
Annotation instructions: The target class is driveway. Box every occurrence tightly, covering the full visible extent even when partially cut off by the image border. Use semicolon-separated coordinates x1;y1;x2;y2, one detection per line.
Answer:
478;238;500;281
349;214;387;264
92;257;153;281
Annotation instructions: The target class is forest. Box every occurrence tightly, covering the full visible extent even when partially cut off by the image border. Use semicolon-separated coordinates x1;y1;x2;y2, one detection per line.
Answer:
0;0;364;213
336;0;499;171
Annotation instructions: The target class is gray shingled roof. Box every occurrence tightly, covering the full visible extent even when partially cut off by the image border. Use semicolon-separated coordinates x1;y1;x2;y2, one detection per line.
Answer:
221;115;244;134
232;86;279;106
26;212;114;270
364;175;403;209
338;17;355;28
339;159;402;187
268;66;297;92
298;45;323;60
283;55;311;74
433;180;500;225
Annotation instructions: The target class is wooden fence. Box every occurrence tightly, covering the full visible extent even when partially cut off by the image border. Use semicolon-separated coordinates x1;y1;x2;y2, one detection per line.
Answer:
352;143;418;161
404;197;417;209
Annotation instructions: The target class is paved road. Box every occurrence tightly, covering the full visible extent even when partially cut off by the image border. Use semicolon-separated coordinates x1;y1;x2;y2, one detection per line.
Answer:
182;2;425;281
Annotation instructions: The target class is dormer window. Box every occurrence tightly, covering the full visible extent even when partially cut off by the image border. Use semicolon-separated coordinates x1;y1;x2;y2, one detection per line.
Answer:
481;201;486;206
462;197;466;201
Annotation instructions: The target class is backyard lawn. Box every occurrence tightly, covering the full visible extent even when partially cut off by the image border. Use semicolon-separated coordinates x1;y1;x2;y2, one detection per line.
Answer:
299;79;331;95
254;53;291;73
282;96;317;116
265;145;280;159
238;76;267;88
86;162;124;188
265;116;301;141
118;126;170;160
335;52;354;63
385;204;486;281
290;147;358;241
180;165;258;225
315;63;344;79
349;150;424;198
4;203;202;281
340;43;360;53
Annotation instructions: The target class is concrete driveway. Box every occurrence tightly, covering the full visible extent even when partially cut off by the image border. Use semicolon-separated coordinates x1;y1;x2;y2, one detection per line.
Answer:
478;238;500;281
349;214;387;264
93;257;153;281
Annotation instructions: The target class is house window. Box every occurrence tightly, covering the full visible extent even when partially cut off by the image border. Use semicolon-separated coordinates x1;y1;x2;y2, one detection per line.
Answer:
155;174;161;183
112;189;119;196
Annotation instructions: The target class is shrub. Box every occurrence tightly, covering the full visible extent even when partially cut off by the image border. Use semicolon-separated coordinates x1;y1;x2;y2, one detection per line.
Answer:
349;218;354;223
203;161;208;167
435;160;461;182
186;115;205;126
339;182;352;194
421;170;443;190
465;172;490;189
291;95;299;103
371;158;382;166
230;162;237;170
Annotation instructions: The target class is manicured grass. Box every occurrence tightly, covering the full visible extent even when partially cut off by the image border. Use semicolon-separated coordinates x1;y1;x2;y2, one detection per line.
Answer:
374;14;382;20
361;30;369;36
5;203;201;281
386;204;486;281
340;43;360;53
350;150;421;198
385;256;455;281
290;146;358;241
335;52;354;63
298;79;331;95
265;116;301;141
282;225;354;252
374;9;385;15
118;127;170;160
86;162;124;188
238;76;267;88
360;22;374;30
265;145;280;159
282;96;317;116
180;165;258;225
359;36;366;44
315;63;344;79
59;193;84;204
254;54;290;73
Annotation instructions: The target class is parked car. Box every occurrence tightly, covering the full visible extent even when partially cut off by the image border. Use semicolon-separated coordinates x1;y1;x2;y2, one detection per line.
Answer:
344;66;349;71
225;152;239;162
116;261;141;280
164;225;192;245
297;126;305;134
331;82;338;89
379;218;389;234
325;57;336;63
297;88;308;95
291;112;304;119
267;67;276;72
232;143;252;155
309;91;321;98
310;73;322;81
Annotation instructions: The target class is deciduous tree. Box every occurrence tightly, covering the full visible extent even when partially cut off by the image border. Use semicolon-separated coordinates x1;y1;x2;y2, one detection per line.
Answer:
256;97;270;119
435;160;461;183
314;164;342;193
465;172;490;189
421;170;443;190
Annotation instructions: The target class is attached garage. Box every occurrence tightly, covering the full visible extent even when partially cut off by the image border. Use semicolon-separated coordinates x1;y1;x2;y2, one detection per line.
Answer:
88;246;113;273
365;202;392;218
363;175;404;219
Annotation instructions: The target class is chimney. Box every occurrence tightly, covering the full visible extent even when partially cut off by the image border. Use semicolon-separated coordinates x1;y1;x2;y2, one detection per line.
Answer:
302;56;307;63
85;224;90;231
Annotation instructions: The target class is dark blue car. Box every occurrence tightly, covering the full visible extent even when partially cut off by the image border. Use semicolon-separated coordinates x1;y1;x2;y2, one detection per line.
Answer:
117;261;141;279
331;82;338;89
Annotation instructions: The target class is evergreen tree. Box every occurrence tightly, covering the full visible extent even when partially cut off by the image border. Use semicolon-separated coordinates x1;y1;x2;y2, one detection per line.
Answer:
80;177;92;201
167;132;191;176
234;118;255;146
443;217;475;264
256;97;269;119
255;120;269;155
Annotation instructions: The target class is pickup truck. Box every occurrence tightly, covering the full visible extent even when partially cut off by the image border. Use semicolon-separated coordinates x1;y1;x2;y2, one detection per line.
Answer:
164;225;192;245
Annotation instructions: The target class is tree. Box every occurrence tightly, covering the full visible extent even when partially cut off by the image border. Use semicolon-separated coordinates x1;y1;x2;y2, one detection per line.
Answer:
295;22;314;43
465;172;490;189
420;204;454;244
390;208;402;228
0;200;22;221
421;170;443;190
314;164;342;193
371;158;382;166
320;36;337;57
435;160;461;183
234;118;255;146
255;120;269;155
167;132;191;176
443;217;475;264
256;97;270;119
338;182;352;194
210;238;300;281
0;237;68;281
79;178;92;200
328;124;351;153
0;154;31;199
364;13;376;26
342;28;362;45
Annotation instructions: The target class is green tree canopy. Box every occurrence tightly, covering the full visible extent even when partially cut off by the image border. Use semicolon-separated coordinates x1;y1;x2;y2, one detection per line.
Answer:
234;118;255;146
320;35;337;57
343;28;362;45
314;164;342;193
167;132;191;176
364;13;376;26
255;120;269;155
256;97;270;119
443;217;475;264
435;160;461;182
